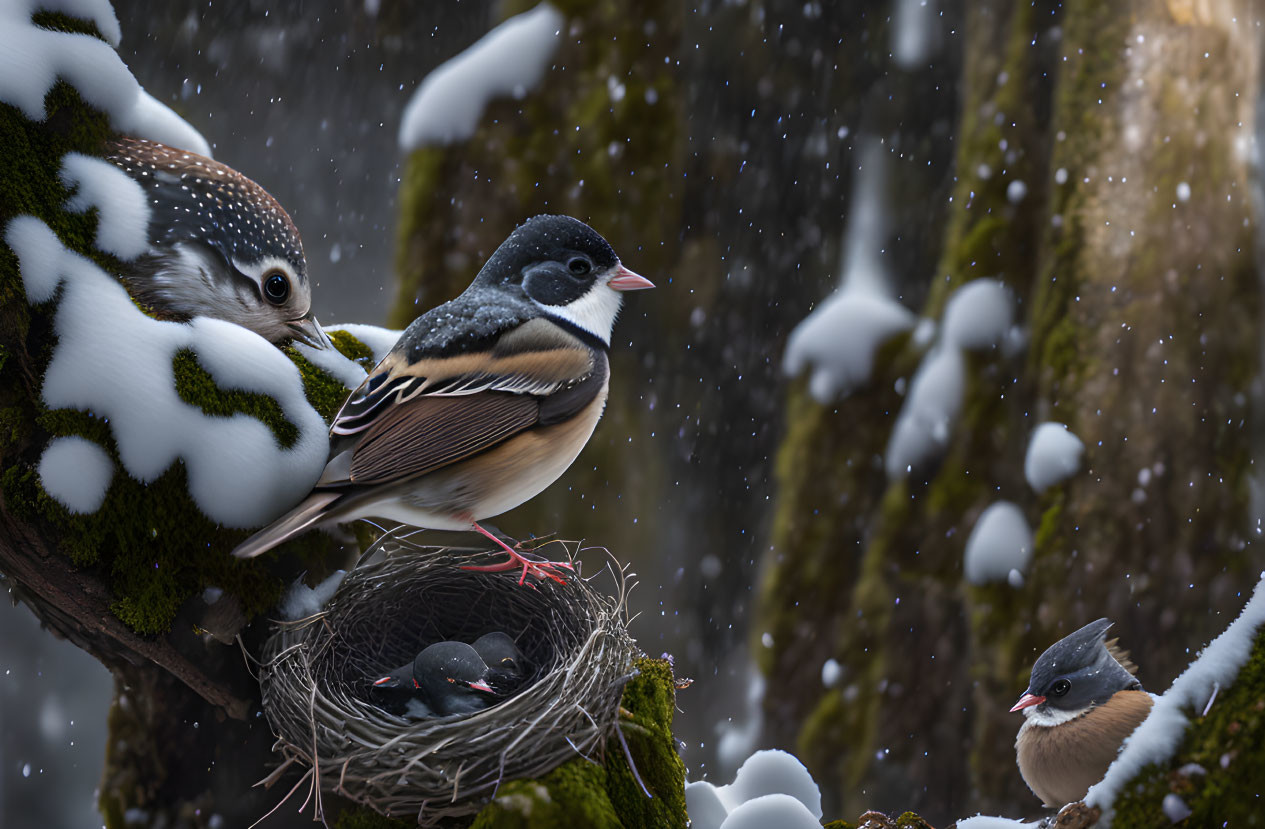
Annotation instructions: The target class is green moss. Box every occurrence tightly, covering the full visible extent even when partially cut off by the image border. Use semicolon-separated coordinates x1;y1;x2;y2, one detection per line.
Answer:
332;809;410;829
173;349;298;448
1110;628;1265;826
470;766;622;829
471;657;685;829
30;10;106;39
284;345;354;424
328;329;376;370
0;69;377;633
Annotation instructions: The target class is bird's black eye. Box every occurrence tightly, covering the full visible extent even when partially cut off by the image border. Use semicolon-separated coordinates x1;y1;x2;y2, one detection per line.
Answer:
567;257;591;276
1050;679;1071;697
263;271;291;305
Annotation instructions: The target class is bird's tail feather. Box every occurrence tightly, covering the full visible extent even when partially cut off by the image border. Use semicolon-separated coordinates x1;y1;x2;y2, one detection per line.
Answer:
232;492;343;559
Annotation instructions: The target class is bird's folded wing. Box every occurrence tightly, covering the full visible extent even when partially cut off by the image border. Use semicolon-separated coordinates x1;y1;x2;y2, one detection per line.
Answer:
347;391;538;485
331;319;595;437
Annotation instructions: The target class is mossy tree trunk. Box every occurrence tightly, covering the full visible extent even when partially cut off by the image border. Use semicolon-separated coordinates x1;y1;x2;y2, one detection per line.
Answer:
1;9;689;829
389;3;964;772
756;0;1264;822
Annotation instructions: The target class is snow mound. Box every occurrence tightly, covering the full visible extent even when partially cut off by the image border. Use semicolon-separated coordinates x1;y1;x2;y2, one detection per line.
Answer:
0;0;210;156
955;816;1042;828
398;3;564;150
324;323;402;364
715;793;821;829
942;278;1013;351
685;749;822;829
59;153;150;260
1086;571;1265;824
278;570;346;621
1024;422;1084;493
884;346;965;479
783;290;916;402
38;435;114;513
963;501;1033;585
891;0;938;69
784;140;913;402
7;214;328;527
123;89;212;158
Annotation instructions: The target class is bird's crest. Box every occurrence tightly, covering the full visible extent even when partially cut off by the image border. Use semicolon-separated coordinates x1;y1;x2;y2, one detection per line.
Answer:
1104;637;1139;676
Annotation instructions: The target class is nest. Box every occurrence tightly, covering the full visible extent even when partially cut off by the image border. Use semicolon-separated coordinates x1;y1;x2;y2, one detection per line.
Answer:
256;538;638;825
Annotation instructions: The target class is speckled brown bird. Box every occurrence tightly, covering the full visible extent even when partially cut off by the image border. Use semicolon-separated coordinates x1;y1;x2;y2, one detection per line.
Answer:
101;136;330;349
1011;618;1154;807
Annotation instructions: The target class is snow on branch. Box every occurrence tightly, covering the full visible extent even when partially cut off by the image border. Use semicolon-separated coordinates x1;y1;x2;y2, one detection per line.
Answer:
398;3;565;150
0;0;210;155
1086;571;1265;824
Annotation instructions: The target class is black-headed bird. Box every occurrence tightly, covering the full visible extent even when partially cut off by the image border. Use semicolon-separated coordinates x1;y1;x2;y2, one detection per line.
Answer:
232;215;653;582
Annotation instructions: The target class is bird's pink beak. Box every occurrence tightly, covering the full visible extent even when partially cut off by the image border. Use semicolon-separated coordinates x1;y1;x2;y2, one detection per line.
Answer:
1009;693;1046;712
372;676;392;687
468;679;495;694
608;265;655;291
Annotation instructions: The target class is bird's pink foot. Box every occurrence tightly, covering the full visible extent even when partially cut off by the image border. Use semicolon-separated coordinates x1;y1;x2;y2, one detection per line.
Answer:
463;523;574;585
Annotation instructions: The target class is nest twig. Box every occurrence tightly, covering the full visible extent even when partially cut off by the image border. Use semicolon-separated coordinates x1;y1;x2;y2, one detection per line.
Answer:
256;539;637;825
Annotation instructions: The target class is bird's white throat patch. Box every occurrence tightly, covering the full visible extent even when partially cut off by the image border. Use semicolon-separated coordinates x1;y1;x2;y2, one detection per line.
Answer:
1023;703;1089;726
539;280;624;345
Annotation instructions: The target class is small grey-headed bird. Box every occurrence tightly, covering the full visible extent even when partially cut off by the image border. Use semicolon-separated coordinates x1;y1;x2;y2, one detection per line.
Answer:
102;136;331;349
1011;618;1153;807
413;641;497;717
231;215;653;582
472;631;526;694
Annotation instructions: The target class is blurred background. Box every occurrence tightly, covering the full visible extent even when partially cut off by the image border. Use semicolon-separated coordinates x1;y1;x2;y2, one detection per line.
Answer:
3;0;1263;825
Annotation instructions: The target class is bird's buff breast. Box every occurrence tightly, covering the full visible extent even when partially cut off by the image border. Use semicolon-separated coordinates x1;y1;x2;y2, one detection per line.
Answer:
351;378;610;529
1015;690;1153;807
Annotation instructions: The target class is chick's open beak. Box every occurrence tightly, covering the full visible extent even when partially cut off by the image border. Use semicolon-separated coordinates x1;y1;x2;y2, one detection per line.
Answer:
608;265;655;291
288;313;334;350
1009;693;1046;712
467;679;495;694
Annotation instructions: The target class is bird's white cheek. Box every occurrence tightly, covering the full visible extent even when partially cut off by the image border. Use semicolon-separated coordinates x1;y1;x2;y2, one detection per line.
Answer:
543;283;624;345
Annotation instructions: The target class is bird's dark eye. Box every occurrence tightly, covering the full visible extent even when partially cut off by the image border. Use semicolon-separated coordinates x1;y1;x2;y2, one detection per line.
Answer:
263;271;291;305
1050;679;1071;697
567;257;591;276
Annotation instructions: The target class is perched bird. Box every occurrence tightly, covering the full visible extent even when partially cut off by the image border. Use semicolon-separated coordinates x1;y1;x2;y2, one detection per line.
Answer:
101;136;331;349
412;641;497;717
1011;618;1153;807
369;660;417;716
472;631;526;694
232;215;654;581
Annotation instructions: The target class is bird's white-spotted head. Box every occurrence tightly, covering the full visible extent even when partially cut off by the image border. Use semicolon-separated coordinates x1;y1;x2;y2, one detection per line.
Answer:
103;136;331;349
475;215;653;347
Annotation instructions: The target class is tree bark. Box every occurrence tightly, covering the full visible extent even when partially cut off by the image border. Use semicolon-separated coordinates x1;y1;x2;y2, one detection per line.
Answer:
757;0;1264;821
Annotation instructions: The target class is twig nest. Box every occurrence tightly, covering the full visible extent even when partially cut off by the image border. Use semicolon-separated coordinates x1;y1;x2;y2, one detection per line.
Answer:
257;540;637;824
